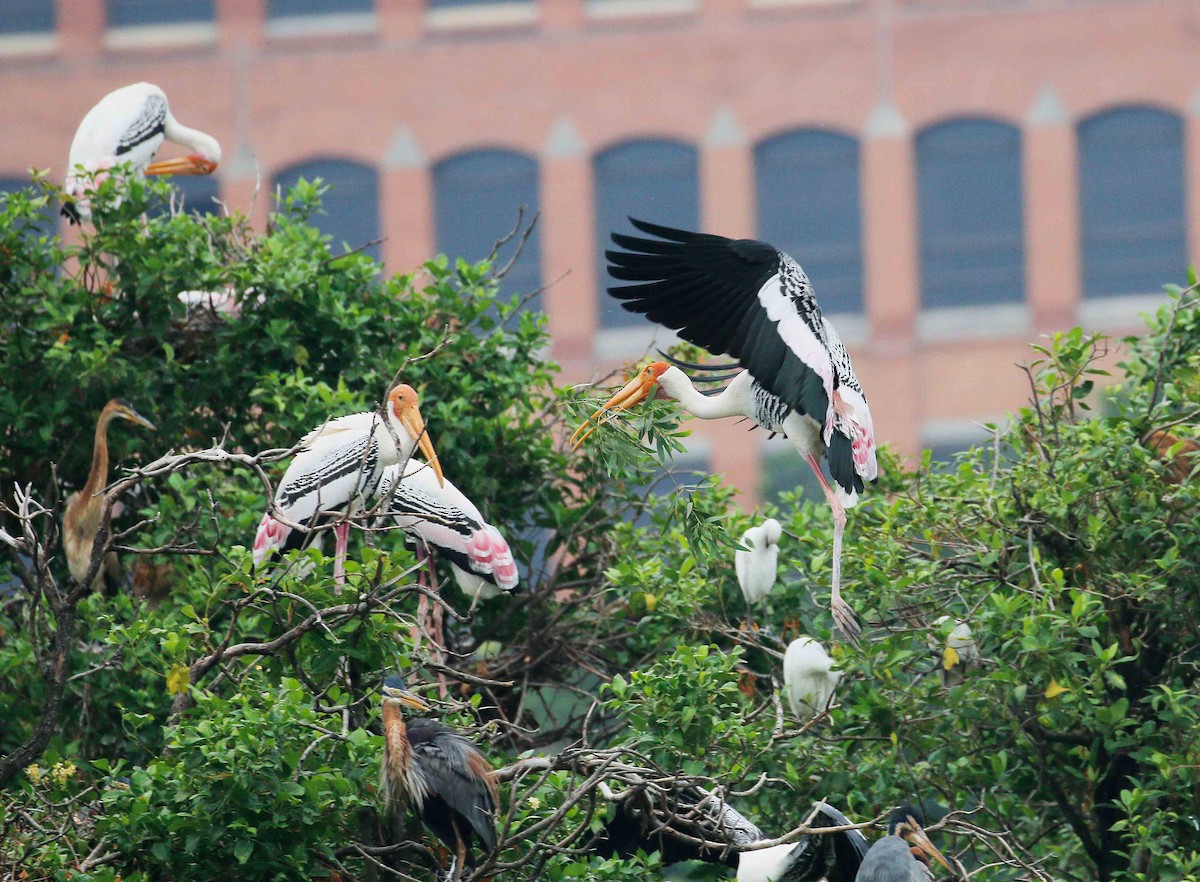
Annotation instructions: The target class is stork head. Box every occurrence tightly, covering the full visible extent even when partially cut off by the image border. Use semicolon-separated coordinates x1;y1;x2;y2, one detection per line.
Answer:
888;806;952;873
105;398;155;430
386;384;444;487
570;361;672;450
382;674;432;712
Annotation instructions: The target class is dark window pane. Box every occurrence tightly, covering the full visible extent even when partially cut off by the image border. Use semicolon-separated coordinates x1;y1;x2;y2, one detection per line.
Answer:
106;0;213;26
427;0;526;6
594;139;699;329
272;159;380;261
1078;106;1187;298
434;149;542;313
755;129;863;314
916;118;1025;308
268;0;372;16
151;175;220;217
760;445;823;506
0;0;54;33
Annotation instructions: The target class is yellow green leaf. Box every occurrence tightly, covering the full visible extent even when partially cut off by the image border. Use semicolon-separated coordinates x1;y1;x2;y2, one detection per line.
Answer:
942;646;960;671
167;665;191;695
1043;677;1070;699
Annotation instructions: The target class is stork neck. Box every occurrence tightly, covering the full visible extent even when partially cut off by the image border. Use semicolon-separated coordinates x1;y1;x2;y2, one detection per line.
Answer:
163;116;221;163
660;368;752;421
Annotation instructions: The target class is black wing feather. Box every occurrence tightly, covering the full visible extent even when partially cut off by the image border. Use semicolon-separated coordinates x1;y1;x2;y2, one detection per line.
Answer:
116;93;167;156
778;803;870;882
607;218;832;432
409;720;497;853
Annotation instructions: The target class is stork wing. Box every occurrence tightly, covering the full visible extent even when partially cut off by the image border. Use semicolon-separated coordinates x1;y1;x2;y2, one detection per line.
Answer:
410;722;498;852
274;431;380;524
607;218;835;430
116;90;167;157
775;803;870;882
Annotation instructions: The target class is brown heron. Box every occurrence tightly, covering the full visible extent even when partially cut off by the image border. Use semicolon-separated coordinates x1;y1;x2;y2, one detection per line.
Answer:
856;806;952;881
380;674;498;880
62;398;154;593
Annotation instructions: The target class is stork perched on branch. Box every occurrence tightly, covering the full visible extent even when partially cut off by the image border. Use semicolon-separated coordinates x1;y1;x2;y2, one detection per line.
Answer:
573;219;878;642
63;82;220;223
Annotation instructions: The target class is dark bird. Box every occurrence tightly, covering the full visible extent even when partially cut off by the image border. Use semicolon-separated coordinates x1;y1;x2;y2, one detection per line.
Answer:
63;82;221;223
572;219;877;641
380;674;498;880
856;806;952;881
62;398;154;592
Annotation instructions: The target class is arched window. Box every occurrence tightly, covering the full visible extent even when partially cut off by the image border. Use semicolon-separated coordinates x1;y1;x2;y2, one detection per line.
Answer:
0;2;54;32
268;0;372;17
272;158;380;261
1078;106;1187;298
106;0;213;27
916;118;1025;308
594;139;699;329
754;129;862;314
433;148;542;311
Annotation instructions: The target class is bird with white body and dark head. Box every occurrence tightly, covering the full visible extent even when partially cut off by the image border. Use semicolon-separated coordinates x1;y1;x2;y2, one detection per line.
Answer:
379;674;498;880
857;806;953;882
63;82;221;223
252;384;443;585
735;518;781;626
572;219;877;642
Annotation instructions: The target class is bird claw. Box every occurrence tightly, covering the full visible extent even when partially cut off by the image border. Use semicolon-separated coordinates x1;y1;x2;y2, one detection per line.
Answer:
832;598;862;647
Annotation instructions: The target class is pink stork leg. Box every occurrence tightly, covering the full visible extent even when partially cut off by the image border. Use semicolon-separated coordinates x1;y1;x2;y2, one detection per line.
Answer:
803;454;860;644
333;522;350;587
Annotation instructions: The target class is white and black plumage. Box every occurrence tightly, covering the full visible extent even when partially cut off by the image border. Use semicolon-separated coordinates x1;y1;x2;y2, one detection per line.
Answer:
856;807;952;882
735;518;781;624
380;675;498;879
252;385;443;585
375;460;519;600
573;219;877;641
63;82;221;223
737;803;869;882
783;636;841;722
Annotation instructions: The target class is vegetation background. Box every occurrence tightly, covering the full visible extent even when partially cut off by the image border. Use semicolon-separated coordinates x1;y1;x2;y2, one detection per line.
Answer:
0;175;1197;881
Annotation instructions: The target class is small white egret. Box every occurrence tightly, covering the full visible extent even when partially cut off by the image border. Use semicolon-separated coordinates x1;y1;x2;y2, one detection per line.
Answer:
783;636;841;722
735;518;782;626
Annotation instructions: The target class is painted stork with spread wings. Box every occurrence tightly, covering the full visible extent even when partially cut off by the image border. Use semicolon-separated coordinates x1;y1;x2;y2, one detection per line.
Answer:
572;219;877;641
252;385;443;585
375;461;519;600
63;82;221;223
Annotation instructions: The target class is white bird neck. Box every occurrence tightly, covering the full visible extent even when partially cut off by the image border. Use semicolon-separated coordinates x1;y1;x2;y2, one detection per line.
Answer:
659;367;752;421
164;116;221;163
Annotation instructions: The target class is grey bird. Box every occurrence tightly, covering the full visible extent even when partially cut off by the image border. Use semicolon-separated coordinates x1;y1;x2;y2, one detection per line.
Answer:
856;806;952;881
379;674;498;881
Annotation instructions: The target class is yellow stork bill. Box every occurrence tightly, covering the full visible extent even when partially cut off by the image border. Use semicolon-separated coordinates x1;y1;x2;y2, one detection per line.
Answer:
63;399;155;592
856;806;952;881
63;82;221;224
572;218;878;642
252;385;443;585
380;674;498;880
375;461;519;600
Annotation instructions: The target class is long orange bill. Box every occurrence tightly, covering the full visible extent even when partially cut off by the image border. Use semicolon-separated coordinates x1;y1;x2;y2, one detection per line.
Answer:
907;824;953;873
399;405;444;488
569;374;656;450
145;155;218;176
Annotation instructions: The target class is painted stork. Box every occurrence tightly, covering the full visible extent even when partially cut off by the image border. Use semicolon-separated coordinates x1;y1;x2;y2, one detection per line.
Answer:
737;803;869;882
856;806;952;881
735;518;781;625
375;460;519;600
783;636;841;722
252;385;443;585
380;674;498;880
63;82;221;223
62;399;154;593
572;219;878;641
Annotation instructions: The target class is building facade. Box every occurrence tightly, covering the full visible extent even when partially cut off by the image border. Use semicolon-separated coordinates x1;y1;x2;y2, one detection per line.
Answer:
1;0;1196;505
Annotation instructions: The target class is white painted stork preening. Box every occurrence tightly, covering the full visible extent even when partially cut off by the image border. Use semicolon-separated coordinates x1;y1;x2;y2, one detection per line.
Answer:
735;518;781;625
375;461;519;601
252;385;443;585
783;636;841;722
572;219;878;641
63;82;221;223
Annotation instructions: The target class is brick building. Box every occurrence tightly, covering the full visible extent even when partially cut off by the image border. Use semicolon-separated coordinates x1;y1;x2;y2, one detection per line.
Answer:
1;0;1196;505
